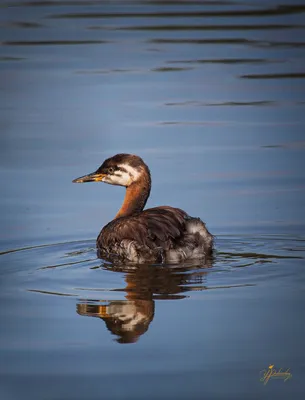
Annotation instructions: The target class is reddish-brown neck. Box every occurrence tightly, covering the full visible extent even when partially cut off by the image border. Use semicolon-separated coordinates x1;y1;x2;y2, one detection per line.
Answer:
115;175;151;219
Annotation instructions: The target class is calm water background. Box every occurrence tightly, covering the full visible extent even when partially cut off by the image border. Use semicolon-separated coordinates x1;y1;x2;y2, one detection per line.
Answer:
0;1;305;399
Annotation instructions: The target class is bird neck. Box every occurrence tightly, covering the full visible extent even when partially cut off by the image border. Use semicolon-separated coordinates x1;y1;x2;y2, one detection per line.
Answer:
115;174;151;219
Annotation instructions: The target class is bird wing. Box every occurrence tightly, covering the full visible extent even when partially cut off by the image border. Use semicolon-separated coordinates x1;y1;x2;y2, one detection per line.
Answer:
99;206;188;251
142;206;188;249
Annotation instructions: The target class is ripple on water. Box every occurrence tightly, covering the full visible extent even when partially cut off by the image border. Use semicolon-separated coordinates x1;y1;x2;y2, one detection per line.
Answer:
1;234;303;297
1;234;303;343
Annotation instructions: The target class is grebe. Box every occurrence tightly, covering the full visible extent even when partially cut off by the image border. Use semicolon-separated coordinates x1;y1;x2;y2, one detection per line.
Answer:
73;154;213;264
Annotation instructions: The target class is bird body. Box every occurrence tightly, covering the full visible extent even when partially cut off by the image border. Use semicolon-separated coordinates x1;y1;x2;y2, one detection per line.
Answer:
73;154;213;264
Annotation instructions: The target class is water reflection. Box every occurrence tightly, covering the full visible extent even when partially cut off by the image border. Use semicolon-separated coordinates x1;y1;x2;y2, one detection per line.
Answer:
77;260;213;343
78;300;154;344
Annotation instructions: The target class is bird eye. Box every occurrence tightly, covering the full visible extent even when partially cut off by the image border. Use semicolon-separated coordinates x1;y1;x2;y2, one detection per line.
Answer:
108;167;115;174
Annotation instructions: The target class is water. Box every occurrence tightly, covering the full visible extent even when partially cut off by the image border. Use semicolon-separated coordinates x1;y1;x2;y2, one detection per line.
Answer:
1;1;305;399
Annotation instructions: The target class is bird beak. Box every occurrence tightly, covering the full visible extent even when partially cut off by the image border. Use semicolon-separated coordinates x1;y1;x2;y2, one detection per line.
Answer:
72;172;106;183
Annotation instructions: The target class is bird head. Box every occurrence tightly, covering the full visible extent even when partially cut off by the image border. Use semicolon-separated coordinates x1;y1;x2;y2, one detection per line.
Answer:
72;153;150;187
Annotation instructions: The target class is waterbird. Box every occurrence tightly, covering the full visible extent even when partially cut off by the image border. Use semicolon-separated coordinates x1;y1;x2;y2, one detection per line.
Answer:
73;154;213;263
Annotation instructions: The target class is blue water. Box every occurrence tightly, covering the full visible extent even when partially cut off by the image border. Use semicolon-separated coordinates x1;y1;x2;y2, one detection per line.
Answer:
0;1;305;399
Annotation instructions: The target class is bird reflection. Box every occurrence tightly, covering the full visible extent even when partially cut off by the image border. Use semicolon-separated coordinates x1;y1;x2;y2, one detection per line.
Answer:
77;258;213;343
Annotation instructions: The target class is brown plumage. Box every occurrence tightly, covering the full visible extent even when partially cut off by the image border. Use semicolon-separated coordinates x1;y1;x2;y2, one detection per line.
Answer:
73;154;213;264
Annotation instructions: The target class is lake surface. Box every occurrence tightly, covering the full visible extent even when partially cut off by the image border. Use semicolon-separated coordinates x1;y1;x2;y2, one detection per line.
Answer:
0;1;305;399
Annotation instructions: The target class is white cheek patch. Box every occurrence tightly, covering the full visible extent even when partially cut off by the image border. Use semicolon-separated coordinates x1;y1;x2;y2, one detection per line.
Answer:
121;312;146;332
115;171;131;186
102;176;116;185
118;164;141;182
104;171;130;186
101;164;141;186
107;302;146;332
